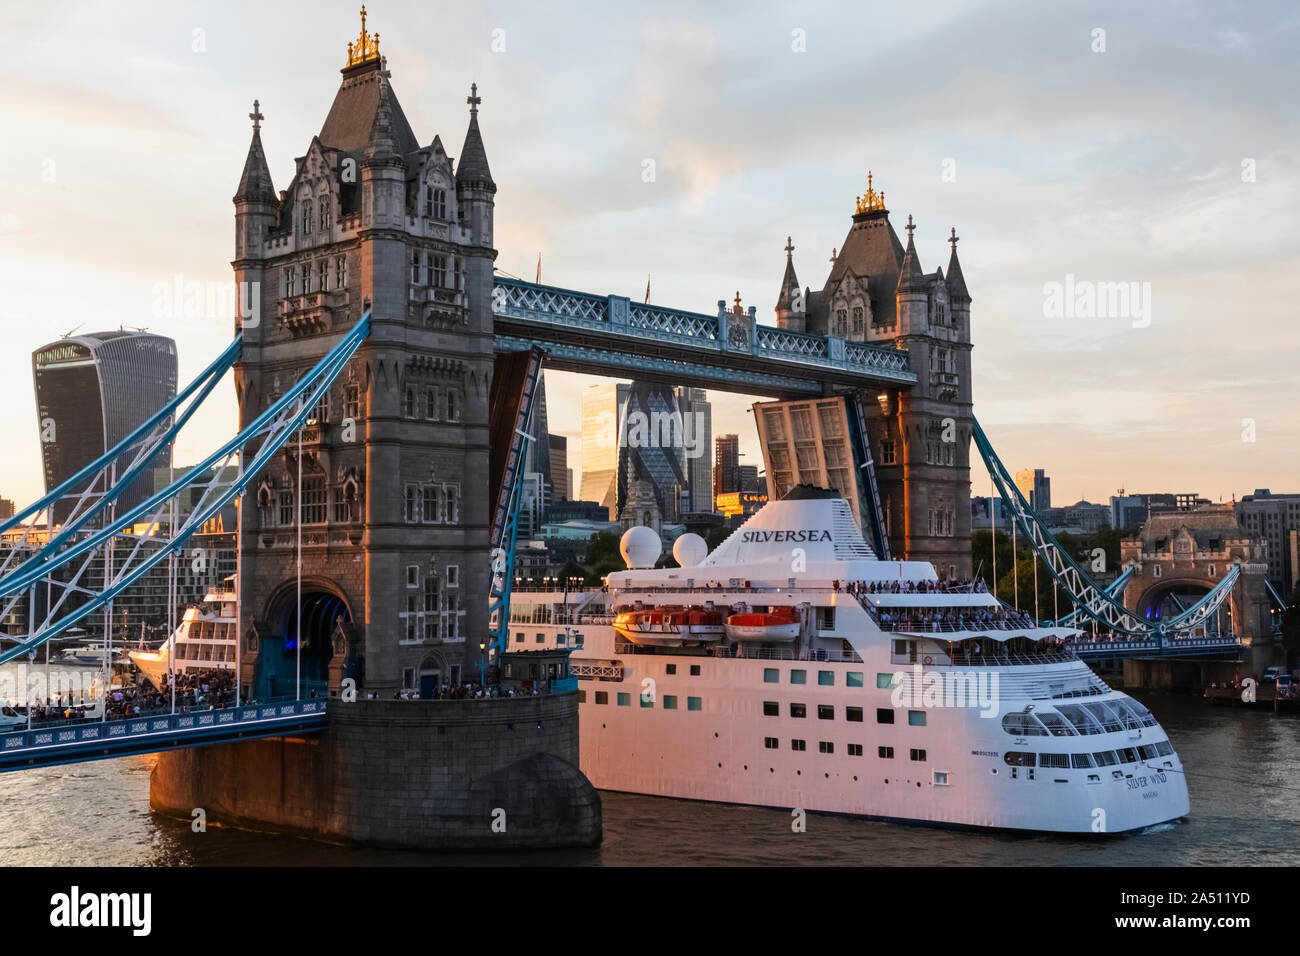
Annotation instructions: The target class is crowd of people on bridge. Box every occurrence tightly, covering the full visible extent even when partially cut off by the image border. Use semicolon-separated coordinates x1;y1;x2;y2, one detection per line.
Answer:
371;681;546;701
12;668;237;726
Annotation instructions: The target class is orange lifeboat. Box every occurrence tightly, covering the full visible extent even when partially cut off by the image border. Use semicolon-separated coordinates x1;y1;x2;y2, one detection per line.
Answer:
614;606;725;647
725;606;801;643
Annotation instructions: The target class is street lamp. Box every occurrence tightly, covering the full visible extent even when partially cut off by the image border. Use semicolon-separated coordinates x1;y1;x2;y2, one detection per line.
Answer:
478;640;486;687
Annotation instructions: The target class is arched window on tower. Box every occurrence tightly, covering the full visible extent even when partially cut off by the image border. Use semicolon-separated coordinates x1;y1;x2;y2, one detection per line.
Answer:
852;306;863;336
834;309;847;337
318;259;328;293
446;388;458;422
425;386;439;421
404;386;417;418
424;185;434;218
433;188;446;220
302;200;313;235
411;250;422;284
320;196;331;233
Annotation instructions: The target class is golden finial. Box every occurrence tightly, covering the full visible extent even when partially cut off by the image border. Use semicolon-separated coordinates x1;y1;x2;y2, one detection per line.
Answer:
346;5;381;67
854;170;887;215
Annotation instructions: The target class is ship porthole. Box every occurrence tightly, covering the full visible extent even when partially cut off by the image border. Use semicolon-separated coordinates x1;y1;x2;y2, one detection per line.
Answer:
743;765;748;770
853;776;858;782
991;768;997;775
824;773;829;779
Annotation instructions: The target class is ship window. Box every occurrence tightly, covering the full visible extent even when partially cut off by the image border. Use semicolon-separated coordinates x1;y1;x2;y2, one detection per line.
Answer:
791;739;806;751
1092;750;1118;767
663;695;677;710
764;737;778;749
819;741;834;754
1117;747;1139;764
666;664;676;675
1056;703;1103;735
816;607;836;630
1036;712;1075;737
617;693;630;706
535;634;544;643
846;706;863;722
790;703;807;718
933;771;949;786
1139;744;1159;760
876;708;894;724
690;665;701;676
818;705;834;720
1071;753;1094;768
876;673;894;689
1003;751;1036;767
763;668;779;684
848;744;863;756
1087;774;1100;783
595;692;608;705
687;697;701;711
790;670;807;685
1155;741;1174;756
818;671;834;686
763;701;778;716
908;710;927;727
1001;713;1048;736
878;746;894;759
1039;753;1070;769
1082;702;1124;733
847;672;863;687
640;695;653;709
910;749;926;761
578;690;586;704
514;632;523;643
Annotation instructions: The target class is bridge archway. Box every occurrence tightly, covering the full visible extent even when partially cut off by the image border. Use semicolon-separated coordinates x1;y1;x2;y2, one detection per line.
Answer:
1129;577;1233;638
255;579;352;699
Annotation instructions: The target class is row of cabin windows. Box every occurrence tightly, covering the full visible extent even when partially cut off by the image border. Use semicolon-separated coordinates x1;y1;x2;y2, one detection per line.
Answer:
762;667;864;686
762;701;926;726
763;739;926;760
411;251;461;289
583;692;703;710
664;664;701;676
284;257;347;297
404;386;459;422
1003;740;1174;770
403;483;461;525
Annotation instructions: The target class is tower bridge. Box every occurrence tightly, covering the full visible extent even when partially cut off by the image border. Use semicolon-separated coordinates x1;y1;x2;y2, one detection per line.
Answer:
0;9;1277;784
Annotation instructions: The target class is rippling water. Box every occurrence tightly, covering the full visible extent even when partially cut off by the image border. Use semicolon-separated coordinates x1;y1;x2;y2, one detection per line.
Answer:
1;669;1295;866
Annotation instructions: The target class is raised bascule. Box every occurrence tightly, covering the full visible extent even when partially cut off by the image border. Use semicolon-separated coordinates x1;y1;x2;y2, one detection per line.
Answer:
0;7;1279;844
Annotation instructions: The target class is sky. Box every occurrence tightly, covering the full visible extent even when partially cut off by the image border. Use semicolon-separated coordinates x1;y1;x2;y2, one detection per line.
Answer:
0;0;1296;509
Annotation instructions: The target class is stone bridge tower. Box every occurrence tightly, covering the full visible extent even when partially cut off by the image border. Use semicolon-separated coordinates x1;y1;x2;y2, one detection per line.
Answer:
1119;508;1273;645
777;174;973;577
230;12;495;697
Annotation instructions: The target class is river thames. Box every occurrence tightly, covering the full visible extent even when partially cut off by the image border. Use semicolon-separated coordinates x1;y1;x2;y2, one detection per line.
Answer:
0;666;1295;866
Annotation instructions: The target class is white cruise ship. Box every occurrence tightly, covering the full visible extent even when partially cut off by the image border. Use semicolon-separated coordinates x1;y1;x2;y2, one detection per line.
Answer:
129;584;237;690
511;488;1189;834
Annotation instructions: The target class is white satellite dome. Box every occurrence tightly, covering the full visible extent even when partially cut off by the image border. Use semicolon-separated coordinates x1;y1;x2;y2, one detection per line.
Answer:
620;525;662;569
672;532;708;568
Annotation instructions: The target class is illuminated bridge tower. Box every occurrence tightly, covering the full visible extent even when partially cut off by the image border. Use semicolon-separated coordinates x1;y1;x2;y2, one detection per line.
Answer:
231;13;495;697
781;175;973;577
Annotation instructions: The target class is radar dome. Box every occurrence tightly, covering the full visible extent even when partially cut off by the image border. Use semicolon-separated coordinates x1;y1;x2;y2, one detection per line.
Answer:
620;525;662;569
672;533;708;568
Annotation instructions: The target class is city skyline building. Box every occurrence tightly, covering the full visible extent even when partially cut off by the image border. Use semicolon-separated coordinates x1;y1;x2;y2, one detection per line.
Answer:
32;330;178;524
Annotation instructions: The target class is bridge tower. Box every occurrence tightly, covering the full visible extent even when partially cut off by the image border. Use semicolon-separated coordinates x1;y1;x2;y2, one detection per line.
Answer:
781;175;973;576
231;13;495;697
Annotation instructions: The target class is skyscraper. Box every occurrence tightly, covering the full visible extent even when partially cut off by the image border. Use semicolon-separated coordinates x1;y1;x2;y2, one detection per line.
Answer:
1014;468;1051;512
33;331;178;523
580;382;627;517
548;434;569;502
523;371;553;513
714;433;740;508
680;387;712;513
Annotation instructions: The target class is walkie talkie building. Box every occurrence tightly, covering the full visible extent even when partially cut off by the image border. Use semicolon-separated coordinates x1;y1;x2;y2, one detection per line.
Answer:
32;331;178;524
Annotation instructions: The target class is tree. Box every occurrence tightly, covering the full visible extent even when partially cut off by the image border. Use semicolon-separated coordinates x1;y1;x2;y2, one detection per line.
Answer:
584;531;625;570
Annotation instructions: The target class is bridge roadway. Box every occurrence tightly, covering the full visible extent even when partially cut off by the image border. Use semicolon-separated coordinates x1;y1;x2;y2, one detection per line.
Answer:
491;277;917;397
0;697;327;773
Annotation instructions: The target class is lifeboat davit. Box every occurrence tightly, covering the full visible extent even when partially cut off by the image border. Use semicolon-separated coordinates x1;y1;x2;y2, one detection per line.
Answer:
725;606;801;643
613;606;725;647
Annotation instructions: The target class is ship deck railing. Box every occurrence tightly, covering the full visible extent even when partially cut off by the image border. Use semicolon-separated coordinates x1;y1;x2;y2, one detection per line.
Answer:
891;648;1080;668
